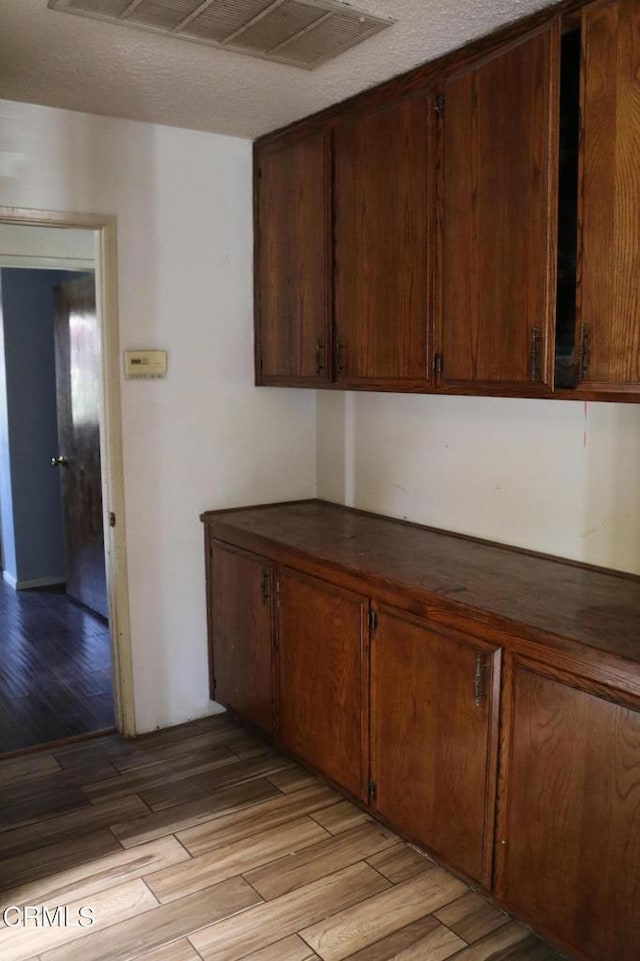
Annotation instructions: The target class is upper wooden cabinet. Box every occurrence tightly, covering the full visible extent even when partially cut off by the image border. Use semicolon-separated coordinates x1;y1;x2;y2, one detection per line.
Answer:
575;0;640;393
438;26;558;393
333;95;434;388
253;0;640;402
254;130;331;386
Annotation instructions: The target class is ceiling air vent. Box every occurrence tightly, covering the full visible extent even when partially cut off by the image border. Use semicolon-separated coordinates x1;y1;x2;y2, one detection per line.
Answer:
48;0;394;69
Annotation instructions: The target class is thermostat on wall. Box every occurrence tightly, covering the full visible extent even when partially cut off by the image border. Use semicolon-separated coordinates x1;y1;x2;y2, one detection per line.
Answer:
124;350;167;380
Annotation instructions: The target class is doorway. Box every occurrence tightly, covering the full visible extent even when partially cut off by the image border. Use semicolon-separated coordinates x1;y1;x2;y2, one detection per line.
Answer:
0;266;112;750
0;212;134;753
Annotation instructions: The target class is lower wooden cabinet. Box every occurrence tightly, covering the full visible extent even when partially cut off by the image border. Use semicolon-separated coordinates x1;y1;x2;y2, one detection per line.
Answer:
277;568;368;800
497;657;640;961
204;501;640;961
208;541;275;735
207;548;502;880
370;606;500;885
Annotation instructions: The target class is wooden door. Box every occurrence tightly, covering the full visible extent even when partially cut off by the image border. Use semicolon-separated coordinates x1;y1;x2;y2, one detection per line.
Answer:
208;541;274;735
497;658;640;961
54;276;108;619
278;569;367;799
576;0;640;392
439;26;558;393
255;130;331;385
370;606;500;885
334;95;433;387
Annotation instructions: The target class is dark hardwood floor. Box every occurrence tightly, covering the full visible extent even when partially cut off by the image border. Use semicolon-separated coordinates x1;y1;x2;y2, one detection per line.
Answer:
0;713;566;961
0;579;114;755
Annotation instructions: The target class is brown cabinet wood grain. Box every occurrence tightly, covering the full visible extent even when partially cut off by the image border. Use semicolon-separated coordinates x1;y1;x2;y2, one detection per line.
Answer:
252;1;640;402
370;605;500;885
438;25;559;393
277;568;368;800
203;499;640;961
333;95;434;387
575;0;640;393
255;130;331;385
497;657;640;961
208;540;275;735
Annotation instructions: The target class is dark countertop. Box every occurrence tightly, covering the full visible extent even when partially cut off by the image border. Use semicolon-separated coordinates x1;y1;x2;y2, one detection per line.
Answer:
203;499;640;669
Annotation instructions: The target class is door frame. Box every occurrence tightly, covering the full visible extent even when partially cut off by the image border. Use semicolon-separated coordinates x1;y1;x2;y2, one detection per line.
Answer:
0;206;135;737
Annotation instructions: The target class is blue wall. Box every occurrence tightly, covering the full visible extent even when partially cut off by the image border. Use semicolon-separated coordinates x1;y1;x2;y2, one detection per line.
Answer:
0;269;92;587
0;272;17;581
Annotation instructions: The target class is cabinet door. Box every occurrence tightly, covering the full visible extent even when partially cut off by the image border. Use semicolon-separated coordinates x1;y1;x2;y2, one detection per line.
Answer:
439;26;558;393
334;95;433;387
255;131;331;385
370;606;500;885
497;659;640;961
576;0;640;392
278;569;368;799
208;540;274;734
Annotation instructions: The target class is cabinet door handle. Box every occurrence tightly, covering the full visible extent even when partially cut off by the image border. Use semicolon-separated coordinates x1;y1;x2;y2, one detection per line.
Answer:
260;569;270;604
335;341;345;373
529;326;540;382
315;340;325;375
474;653;485;707
578;323;588;382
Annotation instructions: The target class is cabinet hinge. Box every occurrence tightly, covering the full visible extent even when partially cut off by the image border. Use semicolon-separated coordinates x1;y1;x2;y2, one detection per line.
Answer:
434;93;445;116
367;779;377;802
109;511;116;528
369;609;378;632
433;353;444;376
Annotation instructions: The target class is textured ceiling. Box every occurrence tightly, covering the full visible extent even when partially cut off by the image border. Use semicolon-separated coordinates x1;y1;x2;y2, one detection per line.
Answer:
1;0;552;139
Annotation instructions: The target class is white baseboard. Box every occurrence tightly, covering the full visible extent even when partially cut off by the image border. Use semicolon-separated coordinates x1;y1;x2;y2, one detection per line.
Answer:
3;574;66;590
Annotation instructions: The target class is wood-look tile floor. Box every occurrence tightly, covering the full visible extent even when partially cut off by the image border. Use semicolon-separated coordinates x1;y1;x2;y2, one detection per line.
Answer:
0;714;568;961
0;580;114;754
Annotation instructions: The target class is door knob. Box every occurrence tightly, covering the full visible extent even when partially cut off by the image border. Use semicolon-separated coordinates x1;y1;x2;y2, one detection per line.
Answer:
51;455;69;467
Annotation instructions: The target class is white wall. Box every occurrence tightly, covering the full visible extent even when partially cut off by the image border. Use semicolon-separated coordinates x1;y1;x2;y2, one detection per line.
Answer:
6;97;637;734
317;391;640;576
0;99;317;732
